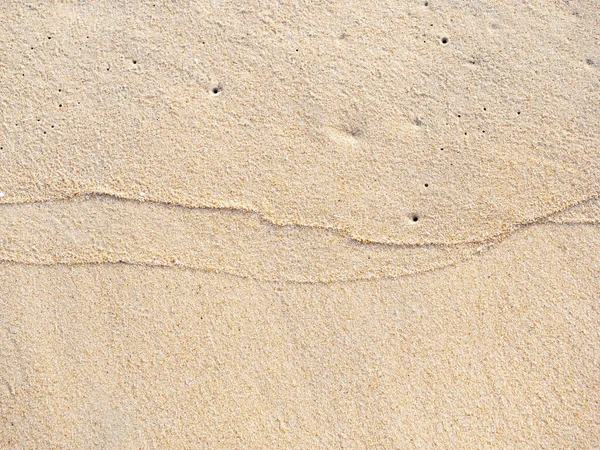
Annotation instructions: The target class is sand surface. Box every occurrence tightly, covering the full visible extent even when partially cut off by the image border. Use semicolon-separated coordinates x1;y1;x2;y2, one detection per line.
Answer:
1;1;599;448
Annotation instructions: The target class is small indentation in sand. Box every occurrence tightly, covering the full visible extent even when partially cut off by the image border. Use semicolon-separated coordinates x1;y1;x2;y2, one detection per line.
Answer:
324;126;361;144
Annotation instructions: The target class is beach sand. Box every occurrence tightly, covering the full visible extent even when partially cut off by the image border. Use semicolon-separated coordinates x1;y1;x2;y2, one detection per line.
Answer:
1;1;599;448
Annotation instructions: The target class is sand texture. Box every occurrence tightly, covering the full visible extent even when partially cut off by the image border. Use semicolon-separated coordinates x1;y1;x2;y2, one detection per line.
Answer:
2;224;600;448
1;0;599;244
1;0;599;448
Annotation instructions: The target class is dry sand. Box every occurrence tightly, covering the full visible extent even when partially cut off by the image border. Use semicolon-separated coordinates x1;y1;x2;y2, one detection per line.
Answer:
1;1;599;448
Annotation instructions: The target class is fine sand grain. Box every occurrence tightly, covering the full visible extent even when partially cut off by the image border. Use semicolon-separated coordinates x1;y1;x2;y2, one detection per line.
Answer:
1;1;599;245
1;1;599;448
1;224;599;448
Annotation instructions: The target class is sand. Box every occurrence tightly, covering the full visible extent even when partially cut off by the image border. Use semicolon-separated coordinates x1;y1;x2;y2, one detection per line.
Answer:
1;1;599;448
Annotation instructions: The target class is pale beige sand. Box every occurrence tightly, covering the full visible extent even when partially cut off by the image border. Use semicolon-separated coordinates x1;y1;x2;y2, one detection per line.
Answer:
0;194;598;283
1;0;600;448
550;198;600;224
1;1;599;245
0;194;486;283
1;224;599;448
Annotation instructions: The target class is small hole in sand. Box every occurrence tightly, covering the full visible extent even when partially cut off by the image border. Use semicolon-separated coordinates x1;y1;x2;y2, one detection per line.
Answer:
412;215;419;222
441;37;448;44
424;1;429;5
424;183;429;187
212;87;220;94
133;60;137;64
517;111;521;115
59;104;62;107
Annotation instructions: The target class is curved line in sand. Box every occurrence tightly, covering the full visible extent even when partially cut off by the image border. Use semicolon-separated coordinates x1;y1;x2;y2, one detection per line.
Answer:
0;222;596;284
0;191;599;248
0;191;597;282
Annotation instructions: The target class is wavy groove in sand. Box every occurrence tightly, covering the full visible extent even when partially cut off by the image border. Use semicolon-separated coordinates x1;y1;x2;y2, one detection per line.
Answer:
0;195;483;283
1;191;600;245
0;194;598;283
